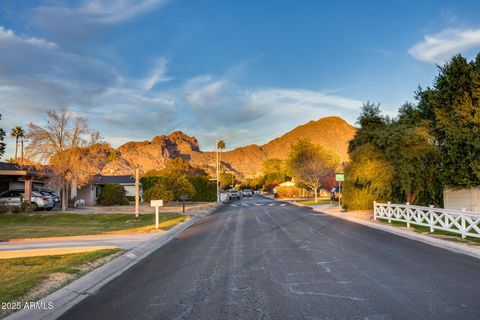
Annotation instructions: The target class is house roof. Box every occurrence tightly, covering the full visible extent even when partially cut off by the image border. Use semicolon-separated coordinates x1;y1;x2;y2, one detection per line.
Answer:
0;162;22;171
95;175;137;185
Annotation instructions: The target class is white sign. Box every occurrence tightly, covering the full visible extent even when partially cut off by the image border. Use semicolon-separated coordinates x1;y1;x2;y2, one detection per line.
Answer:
150;200;164;229
150;200;164;207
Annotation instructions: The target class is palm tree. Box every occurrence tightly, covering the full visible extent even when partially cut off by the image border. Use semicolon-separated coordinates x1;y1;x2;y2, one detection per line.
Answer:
10;126;24;160
216;139;226;202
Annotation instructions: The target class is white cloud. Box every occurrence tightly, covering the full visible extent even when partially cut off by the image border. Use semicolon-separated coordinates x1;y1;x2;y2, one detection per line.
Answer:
142;57;173;92
183;74;362;127
249;88;362;112
28;0;171;45
32;0;170;26
0;26;57;49
409;28;480;63
179;73;362;151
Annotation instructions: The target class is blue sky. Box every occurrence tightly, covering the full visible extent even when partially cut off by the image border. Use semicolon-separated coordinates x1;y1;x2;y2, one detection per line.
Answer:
1;0;480;158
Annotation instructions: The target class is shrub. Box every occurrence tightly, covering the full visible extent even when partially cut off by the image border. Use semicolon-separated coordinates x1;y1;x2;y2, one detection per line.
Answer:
20;201;34;213
189;176;216;202
0;203;14;214
143;184;174;202
97;183;129;206
274;186;304;199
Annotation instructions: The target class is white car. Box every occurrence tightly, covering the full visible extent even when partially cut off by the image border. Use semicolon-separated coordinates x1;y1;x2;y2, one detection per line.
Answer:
242;189;253;197
228;189;241;200
0;189;54;210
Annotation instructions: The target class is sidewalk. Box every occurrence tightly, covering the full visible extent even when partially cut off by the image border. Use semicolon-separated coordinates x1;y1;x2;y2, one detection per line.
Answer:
0;233;161;259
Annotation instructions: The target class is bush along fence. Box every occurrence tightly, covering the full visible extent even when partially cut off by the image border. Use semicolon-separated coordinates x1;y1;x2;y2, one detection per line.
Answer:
374;202;480;239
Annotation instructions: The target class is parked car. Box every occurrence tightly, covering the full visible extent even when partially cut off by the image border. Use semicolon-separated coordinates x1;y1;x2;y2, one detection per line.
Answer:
228;189;241;200
0;189;54;210
34;188;60;206
242;189;253;197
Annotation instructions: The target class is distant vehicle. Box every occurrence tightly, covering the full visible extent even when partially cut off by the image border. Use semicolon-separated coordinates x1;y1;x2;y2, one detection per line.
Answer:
254;190;261;194
242;189;253;197
0;189;54;210
228;189;241;200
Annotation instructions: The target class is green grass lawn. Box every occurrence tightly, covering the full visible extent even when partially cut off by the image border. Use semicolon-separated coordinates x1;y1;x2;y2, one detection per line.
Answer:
296;199;338;206
0;212;186;240
0;249;121;317
378;219;480;245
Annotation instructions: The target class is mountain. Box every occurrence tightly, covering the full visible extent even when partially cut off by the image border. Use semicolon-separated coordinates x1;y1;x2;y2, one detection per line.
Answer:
102;116;356;178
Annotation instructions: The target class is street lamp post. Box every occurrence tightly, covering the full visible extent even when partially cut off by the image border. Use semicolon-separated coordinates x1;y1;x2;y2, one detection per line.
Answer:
216;140;219;202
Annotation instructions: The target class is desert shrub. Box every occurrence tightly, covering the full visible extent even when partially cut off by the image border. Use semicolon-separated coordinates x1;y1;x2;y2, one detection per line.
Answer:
97;183;129;206
274;186;304;199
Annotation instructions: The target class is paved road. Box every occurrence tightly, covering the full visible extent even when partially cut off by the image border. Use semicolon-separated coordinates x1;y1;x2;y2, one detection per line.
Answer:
61;195;480;320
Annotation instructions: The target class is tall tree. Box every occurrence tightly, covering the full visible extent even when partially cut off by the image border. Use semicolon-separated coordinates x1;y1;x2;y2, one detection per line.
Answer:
287;139;338;203
27;107;102;211
420;54;480;187
0;115;5;159
10;126;24;160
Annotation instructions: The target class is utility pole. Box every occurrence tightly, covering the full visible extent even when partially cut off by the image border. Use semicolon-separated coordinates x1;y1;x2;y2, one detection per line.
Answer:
216;140;219;202
21;137;24;163
135;167;140;217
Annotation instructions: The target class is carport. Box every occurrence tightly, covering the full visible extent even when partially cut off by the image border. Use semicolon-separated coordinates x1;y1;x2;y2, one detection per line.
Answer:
0;162;43;202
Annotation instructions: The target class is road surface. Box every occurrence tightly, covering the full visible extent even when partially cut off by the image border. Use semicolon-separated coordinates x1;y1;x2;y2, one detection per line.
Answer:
61;195;480;319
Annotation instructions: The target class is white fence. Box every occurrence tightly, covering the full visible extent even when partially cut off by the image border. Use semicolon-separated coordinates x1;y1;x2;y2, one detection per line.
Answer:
374;202;480;239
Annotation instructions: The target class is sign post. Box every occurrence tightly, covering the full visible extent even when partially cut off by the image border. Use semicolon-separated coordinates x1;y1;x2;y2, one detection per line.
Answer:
135;168;140;217
335;173;344;208
180;194;189;213
150;200;164;229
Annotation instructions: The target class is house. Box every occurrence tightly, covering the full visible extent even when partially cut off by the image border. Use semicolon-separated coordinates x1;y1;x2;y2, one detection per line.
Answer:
77;175;142;206
0;162;48;201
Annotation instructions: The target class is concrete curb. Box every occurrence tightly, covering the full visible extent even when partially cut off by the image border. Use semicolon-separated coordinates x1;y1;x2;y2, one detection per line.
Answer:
5;204;221;320
314;208;480;260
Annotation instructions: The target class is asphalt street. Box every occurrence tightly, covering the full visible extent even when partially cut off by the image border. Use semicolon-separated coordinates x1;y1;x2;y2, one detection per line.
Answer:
60;195;480;320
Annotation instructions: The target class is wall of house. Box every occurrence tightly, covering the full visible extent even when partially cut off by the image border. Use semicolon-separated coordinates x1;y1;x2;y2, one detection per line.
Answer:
77;184;96;206
124;185;143;199
444;188;480;212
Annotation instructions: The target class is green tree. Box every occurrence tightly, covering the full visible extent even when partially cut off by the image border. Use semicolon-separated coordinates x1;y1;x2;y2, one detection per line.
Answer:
10;126;25;160
261;158;288;191
144;174;195;202
343;144;393;210
287;139;338;203
416;54;480;187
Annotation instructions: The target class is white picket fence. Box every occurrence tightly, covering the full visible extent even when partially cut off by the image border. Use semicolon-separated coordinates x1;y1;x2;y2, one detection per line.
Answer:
374;202;480;239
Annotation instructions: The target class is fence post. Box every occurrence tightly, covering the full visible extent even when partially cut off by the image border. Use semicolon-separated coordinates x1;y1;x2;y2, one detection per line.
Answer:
405;202;410;228
387;201;391;223
461;208;466;239
429;205;435;232
373;201;377;220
